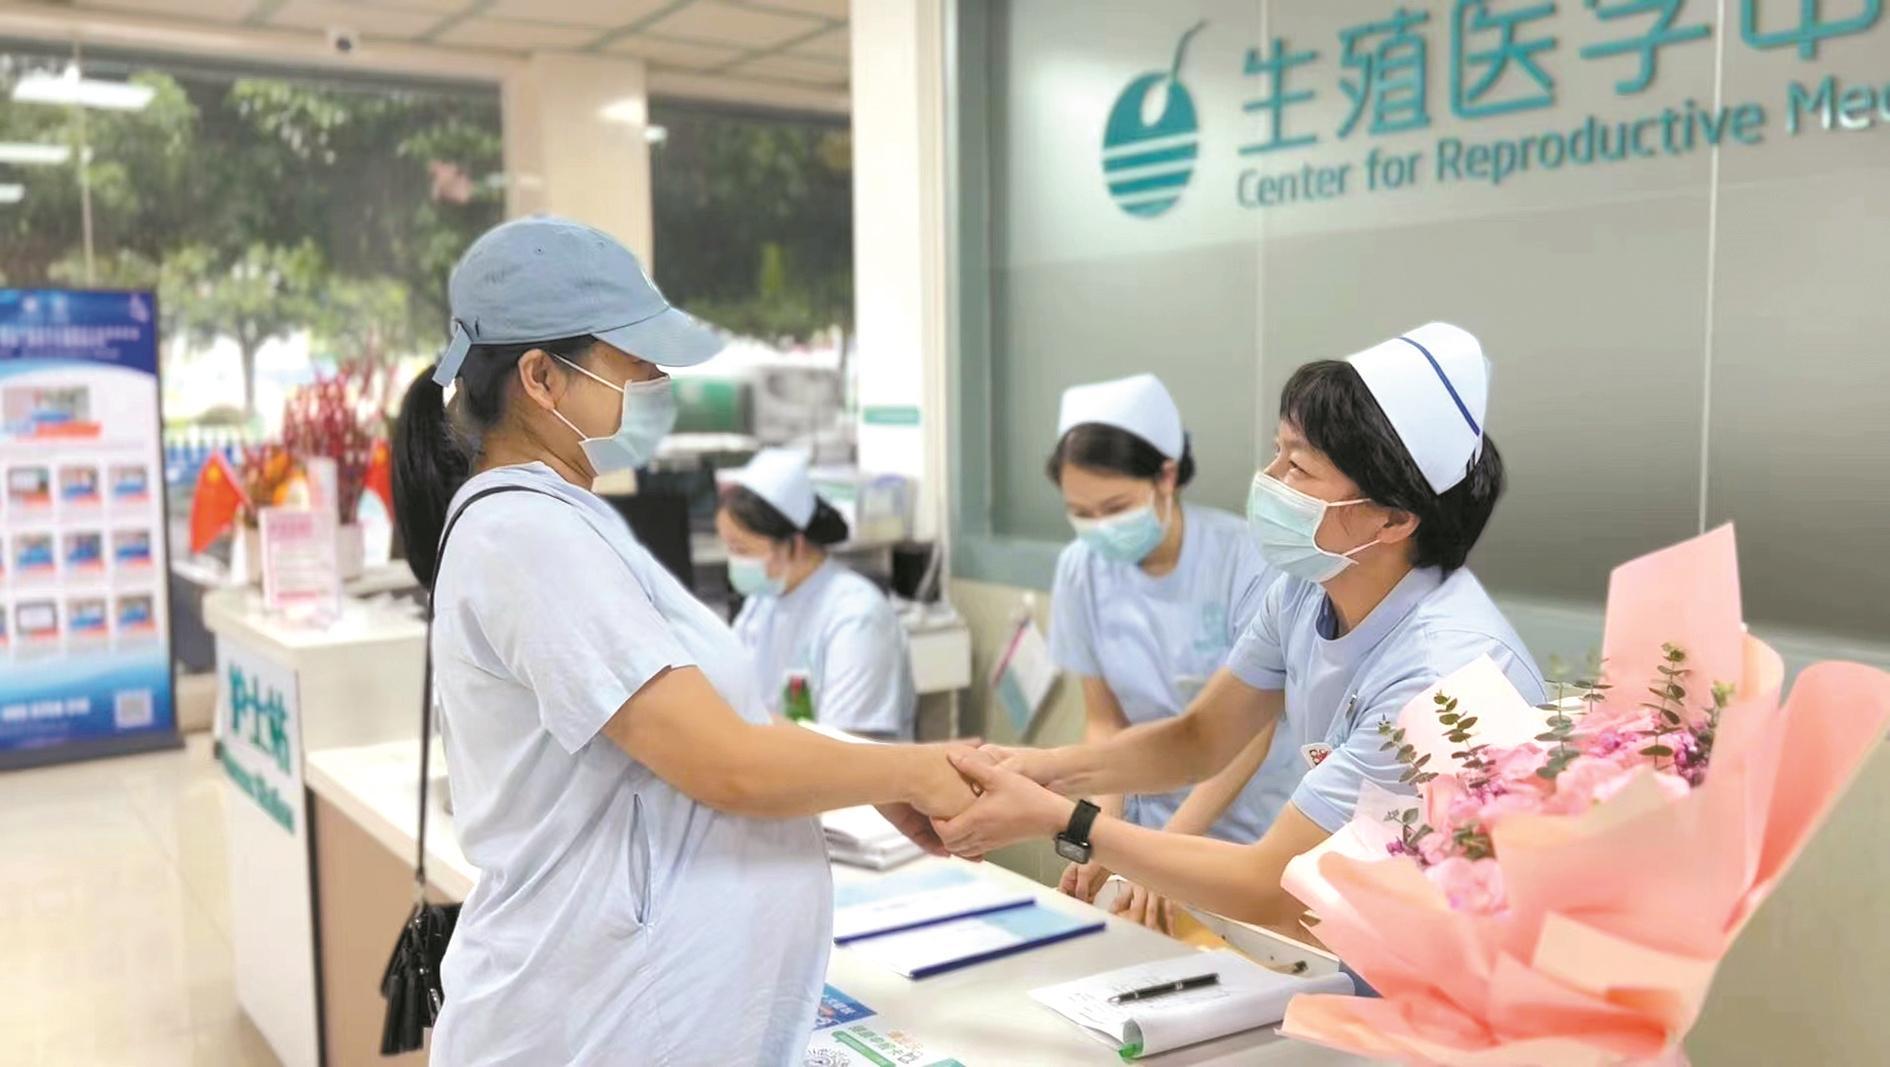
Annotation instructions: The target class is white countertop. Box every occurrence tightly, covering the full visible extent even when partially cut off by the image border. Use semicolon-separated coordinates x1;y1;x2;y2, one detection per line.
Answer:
304;740;1370;1066
307;739;474;900
202;587;426;664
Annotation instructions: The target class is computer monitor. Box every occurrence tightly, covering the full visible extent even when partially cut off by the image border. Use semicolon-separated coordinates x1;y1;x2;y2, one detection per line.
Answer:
600;490;694;591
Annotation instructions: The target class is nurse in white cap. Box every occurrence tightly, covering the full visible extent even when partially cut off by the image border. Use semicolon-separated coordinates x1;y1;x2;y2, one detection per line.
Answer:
719;449;917;740
934;324;1546;940
1044;374;1281;932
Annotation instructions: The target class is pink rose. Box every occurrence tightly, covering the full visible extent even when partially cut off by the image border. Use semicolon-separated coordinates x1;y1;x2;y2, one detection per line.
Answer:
1425;856;1508;914
1483;742;1545;777
1544;756;1641;814
1475;790;1548;827
1546;758;1692;813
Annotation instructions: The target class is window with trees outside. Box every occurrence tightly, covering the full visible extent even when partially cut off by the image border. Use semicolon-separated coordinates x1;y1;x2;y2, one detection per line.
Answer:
0;44;504;433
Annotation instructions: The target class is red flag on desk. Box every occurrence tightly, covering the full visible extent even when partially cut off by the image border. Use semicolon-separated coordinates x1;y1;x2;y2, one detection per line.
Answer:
363;438;394;518
189;451;249;554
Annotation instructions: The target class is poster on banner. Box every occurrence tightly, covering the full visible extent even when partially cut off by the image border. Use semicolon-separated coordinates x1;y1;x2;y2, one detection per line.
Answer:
0;288;177;766
215;641;302;834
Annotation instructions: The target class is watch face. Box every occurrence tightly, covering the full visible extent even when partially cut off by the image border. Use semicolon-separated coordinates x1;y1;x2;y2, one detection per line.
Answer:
1054;837;1088;864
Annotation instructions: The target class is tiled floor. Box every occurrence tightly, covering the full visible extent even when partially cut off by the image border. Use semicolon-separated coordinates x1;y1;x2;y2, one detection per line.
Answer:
0;733;280;1066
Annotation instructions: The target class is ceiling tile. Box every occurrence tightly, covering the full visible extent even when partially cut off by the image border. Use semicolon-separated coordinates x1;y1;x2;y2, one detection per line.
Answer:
725;53;848;87
434;16;600;50
782;24;846;60
74;0;259;21
603;35;746;71
743;0;846;19
267;1;442;38
484;0;670;29
643;1;825;50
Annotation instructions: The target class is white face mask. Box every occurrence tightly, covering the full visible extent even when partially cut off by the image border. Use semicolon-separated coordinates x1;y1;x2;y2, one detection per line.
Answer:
727;552;786;598
548;356;677;475
1067;494;1169;565
1246;471;1378;584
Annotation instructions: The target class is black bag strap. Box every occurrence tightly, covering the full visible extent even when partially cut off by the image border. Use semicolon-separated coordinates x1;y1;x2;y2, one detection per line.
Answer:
414;483;569;894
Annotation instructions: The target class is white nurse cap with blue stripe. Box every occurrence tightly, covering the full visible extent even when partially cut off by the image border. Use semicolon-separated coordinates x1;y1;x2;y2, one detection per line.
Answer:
1345;322;1490;495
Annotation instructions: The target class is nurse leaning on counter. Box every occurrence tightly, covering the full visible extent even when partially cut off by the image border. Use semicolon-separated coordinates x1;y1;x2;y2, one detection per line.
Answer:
389;216;973;1066
1043;373;1283;932
939;324;1547;941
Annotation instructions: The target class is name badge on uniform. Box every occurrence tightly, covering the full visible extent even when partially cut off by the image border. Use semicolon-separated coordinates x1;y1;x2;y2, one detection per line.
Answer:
1301;743;1334;769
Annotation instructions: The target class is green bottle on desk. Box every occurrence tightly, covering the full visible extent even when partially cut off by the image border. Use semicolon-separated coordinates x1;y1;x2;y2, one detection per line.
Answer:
783;672;816;724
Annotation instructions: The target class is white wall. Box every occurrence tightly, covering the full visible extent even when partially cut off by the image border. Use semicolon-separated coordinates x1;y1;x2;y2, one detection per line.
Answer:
849;0;950;540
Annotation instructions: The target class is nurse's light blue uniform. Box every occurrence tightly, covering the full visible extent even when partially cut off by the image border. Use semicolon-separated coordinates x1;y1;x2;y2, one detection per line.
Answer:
429;463;830;1066
1050;504;1283;841
1227;565;1547;833
734;558;918;739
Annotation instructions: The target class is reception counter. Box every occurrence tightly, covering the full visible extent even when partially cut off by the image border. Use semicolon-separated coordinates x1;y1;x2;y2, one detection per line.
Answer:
203;588;427;1067
305;739;1370;1066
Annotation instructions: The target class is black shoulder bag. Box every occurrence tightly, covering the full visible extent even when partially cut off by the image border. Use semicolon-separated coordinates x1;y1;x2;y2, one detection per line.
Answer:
379;484;563;1055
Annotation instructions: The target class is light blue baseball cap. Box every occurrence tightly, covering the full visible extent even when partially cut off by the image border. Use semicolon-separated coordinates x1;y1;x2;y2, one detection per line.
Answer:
431;215;724;386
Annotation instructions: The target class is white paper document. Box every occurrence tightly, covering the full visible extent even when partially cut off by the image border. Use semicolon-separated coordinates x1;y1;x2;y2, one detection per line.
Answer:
832;865;1034;943
822;805;925;871
990;616;1057;735
845;903;1104;980
1029;949;1355;1059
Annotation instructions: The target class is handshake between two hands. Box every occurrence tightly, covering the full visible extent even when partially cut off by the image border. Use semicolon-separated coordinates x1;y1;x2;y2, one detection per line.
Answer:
872;744;1178;933
872;742;1075;864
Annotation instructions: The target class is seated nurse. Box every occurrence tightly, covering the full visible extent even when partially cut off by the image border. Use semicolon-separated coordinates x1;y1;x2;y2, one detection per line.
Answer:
719;448;918;741
937;323;1547;938
1046;374;1282;930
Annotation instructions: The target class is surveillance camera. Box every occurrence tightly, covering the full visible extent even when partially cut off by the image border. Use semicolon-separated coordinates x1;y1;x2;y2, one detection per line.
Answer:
327;28;359;56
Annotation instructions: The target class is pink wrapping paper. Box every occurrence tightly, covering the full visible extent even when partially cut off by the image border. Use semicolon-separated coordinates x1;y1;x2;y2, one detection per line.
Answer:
1279;527;1890;1065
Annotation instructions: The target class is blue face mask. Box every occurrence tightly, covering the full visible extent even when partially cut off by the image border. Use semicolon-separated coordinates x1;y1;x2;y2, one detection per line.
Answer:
727;553;786;598
1068;496;1169;565
550;356;678;475
1246;471;1377;584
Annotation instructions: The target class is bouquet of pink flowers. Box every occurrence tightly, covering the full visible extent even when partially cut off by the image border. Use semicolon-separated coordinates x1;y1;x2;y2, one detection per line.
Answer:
1279;526;1890;1066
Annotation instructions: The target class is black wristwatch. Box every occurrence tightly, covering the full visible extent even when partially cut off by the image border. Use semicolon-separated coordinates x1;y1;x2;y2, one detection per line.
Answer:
1054;799;1101;864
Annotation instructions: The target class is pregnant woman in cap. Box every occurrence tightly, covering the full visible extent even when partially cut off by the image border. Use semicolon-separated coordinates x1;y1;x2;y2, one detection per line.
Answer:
392;216;974;1065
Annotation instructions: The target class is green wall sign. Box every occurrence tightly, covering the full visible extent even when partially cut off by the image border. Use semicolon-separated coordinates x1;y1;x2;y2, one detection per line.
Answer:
863;405;923;427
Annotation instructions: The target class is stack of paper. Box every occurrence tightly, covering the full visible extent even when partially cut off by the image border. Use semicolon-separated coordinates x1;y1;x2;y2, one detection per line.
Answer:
833;866;1034;942
1030;949;1355;1059
821;805;925;871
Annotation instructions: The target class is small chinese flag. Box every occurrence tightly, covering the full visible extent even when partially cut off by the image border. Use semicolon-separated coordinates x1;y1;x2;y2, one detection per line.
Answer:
363;438;394;518
189;451;250;554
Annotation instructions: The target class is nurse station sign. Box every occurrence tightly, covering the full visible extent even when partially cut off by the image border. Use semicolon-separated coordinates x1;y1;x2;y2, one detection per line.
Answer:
1098;1;1888;218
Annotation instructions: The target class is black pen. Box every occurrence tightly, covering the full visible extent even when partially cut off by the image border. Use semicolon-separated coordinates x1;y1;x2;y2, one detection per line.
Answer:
1108;973;1220;1005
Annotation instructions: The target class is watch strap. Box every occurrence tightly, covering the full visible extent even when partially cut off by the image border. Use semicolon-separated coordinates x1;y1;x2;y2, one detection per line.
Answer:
1062;798;1101;849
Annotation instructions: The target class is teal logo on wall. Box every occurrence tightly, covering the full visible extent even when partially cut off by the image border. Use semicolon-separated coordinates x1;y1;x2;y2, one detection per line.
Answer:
1101;22;1206;218
1090;5;1885;219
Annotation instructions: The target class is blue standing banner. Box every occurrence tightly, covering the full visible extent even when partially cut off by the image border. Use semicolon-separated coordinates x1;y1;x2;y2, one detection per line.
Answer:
0;288;181;768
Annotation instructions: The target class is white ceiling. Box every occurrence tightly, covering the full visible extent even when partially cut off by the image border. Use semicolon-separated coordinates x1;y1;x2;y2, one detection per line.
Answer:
45;0;850;91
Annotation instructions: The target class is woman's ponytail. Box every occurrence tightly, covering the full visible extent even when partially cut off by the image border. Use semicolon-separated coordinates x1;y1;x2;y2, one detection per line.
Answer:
393;367;471;589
